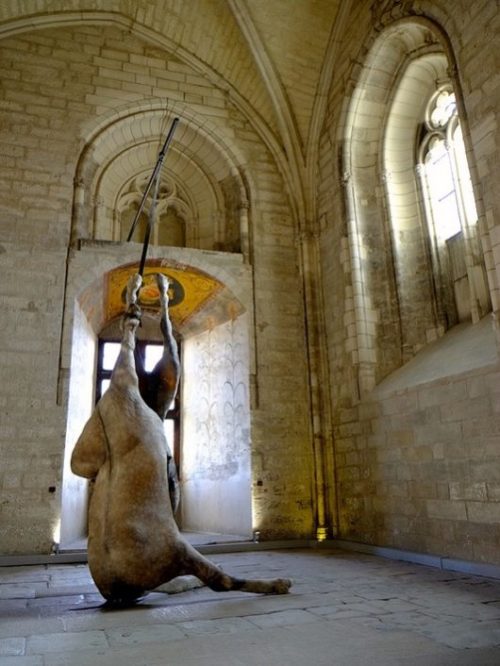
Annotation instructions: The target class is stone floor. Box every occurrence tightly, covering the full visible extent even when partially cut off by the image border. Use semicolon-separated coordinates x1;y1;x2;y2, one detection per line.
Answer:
1;547;500;665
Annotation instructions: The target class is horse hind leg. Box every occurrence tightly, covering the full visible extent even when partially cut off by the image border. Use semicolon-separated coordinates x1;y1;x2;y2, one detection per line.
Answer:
178;542;292;595
150;273;181;513
148;272;180;419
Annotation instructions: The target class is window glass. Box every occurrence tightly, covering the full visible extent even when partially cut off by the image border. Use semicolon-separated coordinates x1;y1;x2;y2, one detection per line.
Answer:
101;378;111;395
102;342;120;370
164;419;174;447
425;140;461;240
144;344;163;372
452;124;478;226
420;87;476;242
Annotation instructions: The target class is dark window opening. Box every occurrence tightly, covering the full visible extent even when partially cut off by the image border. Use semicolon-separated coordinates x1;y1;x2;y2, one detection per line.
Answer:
96;339;181;470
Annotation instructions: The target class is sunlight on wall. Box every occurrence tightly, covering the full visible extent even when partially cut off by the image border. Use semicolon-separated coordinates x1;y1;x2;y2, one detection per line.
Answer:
52;518;61;548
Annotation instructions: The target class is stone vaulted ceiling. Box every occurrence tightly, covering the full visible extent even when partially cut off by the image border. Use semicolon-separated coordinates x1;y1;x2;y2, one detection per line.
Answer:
237;0;343;151
0;0;345;219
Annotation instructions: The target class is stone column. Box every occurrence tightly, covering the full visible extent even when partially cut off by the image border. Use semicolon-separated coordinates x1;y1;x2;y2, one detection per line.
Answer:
342;170;377;396
297;227;337;540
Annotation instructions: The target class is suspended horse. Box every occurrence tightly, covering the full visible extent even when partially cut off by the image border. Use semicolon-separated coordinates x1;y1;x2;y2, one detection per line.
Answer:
71;272;291;605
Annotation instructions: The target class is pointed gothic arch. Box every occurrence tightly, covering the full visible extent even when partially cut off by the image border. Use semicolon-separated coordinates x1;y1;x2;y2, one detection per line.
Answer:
341;17;490;393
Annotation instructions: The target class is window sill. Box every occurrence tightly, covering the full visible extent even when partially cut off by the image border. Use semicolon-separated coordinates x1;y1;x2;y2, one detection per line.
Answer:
373;315;498;396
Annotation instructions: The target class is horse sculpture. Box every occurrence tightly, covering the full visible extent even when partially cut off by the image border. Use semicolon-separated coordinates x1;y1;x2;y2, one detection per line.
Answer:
71;272;291;605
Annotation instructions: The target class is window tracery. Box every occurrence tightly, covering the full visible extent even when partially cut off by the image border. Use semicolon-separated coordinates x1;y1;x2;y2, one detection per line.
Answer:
116;173;190;248
418;87;477;242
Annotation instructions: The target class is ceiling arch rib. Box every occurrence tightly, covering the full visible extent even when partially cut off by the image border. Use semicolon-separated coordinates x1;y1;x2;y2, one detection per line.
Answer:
91;119;224;210
79;96;255;201
305;0;353;223
228;0;305;222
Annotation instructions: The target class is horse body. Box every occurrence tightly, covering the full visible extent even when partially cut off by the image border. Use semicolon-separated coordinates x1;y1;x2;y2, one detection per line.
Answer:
71;273;291;604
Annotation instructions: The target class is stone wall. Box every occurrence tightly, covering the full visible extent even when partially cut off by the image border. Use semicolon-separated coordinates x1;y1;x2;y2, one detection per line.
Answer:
5;1;499;564
318;0;500;564
181;314;252;537
336;340;500;564
0;21;313;554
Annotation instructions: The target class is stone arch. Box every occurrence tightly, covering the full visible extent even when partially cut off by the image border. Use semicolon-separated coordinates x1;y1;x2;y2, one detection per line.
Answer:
60;245;254;547
0;11;276;261
340;16;489;393
73;100;251;256
384;51;490;341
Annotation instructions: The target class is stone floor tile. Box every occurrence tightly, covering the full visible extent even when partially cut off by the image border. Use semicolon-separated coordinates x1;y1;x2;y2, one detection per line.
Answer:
177;616;256;636
26;630;108;655
318;608;378;621
336;600;384;615
0;567;50;582
106;622;186;646
0;637;25;656
306;602;347;617
0;587;36;601
246;608;320;628
26;595;87;611
0;599;29;614
32;649;124;666
420;618;500;649
36;585;97;597
0;657;43;666
371;597;422;613
394;647;500;665
62;604;163;632
382;609;449;630
0;618;66;640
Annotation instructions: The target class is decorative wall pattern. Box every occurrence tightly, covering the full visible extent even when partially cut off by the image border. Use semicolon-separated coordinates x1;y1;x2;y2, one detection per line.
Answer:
105;262;224;327
181;315;252;537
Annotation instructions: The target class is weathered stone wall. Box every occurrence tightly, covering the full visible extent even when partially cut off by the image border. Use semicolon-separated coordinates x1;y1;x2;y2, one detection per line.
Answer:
249;163;314;539
0;22;313;554
5;1;498;563
59;299;96;548
342;359;500;564
318;0;500;564
181;314;253;537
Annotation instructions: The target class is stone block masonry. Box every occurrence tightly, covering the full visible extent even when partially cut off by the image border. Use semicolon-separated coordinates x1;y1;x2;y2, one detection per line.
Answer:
0;20;314;553
317;0;500;565
334;360;500;565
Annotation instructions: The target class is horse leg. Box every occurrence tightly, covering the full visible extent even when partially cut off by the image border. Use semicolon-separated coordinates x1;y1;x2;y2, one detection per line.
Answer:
147;273;180;418
138;273;180;512
111;273;142;390
177;541;291;595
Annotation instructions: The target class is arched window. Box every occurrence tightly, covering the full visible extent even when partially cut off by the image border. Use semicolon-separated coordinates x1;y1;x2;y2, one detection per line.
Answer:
418;88;477;243
416;85;488;325
342;23;492;393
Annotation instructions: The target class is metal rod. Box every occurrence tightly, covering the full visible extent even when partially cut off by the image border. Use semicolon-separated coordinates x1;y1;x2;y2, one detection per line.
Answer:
127;116;179;242
138;169;162;277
